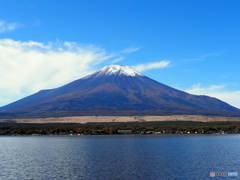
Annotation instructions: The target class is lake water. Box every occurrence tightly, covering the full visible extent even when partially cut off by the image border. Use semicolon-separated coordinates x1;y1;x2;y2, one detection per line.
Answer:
0;135;240;180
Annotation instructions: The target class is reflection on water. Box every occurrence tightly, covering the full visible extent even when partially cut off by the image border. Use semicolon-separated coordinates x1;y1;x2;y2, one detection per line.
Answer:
0;135;240;179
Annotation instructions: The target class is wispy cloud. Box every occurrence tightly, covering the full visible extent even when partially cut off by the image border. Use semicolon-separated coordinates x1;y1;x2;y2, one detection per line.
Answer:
33;18;41;26
0;39;113;106
112;57;124;63
184;83;240;108
0;21;19;33
121;47;140;54
108;46;140;64
133;61;171;72
184;52;221;62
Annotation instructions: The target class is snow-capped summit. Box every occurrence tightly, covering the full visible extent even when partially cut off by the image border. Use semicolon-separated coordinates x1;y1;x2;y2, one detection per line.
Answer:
85;65;144;78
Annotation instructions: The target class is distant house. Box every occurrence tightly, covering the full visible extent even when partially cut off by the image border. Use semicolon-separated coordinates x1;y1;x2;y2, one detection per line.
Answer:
118;130;132;134
146;131;154;134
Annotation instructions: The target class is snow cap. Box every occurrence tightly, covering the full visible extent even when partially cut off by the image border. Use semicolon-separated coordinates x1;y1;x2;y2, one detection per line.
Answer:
99;65;143;76
83;65;144;79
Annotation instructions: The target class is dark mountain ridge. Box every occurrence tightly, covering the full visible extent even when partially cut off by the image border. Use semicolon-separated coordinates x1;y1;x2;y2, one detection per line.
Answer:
1;65;240;118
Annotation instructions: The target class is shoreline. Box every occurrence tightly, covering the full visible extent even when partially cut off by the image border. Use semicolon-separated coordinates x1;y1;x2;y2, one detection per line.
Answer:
0;133;237;137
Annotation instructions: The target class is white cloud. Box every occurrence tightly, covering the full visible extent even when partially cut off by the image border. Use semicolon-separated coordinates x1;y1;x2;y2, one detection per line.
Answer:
121;47;140;54
209;84;226;90
0;39;113;106
112;57;124;63
0;21;19;33
185;83;240;108
133;61;171;72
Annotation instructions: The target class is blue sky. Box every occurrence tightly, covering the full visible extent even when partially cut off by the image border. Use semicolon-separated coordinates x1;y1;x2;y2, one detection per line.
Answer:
0;0;240;108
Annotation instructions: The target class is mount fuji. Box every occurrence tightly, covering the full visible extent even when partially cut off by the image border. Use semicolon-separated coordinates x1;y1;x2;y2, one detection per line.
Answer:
1;65;240;117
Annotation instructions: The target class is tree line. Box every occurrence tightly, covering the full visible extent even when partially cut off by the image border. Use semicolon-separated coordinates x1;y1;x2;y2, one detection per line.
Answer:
1;121;240;135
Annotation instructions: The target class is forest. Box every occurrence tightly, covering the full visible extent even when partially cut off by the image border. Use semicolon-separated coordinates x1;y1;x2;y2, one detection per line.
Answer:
0;121;240;135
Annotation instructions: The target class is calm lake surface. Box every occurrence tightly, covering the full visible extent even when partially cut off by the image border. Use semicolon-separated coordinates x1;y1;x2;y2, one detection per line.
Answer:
0;135;240;180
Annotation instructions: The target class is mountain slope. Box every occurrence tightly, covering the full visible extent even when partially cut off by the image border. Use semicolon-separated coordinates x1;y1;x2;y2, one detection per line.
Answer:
0;65;240;117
